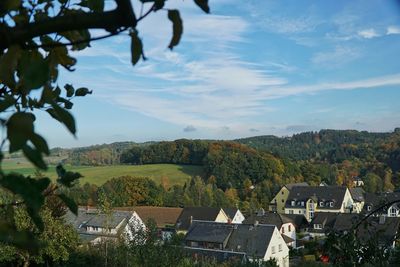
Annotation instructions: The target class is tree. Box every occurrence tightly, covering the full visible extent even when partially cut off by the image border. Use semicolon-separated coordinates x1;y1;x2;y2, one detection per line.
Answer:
0;0;210;255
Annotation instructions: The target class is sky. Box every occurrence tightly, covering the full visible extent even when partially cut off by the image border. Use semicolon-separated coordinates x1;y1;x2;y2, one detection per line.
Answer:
35;0;400;148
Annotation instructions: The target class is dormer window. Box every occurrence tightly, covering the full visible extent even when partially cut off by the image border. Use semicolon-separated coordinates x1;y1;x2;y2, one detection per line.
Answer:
320;201;324;207
291;201;295;206
367;206;372;211
301;201;305;206
330;202;334;207
314;224;322;229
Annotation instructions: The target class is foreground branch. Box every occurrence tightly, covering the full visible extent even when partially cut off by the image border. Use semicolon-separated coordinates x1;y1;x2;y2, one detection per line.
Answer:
0;0;137;51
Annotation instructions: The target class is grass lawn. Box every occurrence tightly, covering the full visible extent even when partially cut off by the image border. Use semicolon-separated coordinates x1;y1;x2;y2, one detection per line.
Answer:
1;158;203;186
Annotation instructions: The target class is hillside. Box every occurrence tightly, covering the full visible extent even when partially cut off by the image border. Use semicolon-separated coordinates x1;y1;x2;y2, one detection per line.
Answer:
1;158;202;186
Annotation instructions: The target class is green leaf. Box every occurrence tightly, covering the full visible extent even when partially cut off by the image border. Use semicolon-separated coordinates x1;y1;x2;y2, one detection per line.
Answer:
22;144;47;170
48;103;76;135
0;45;21;88
0;174;51;231
0;95;15;112
167;10;183;50
87;0;104;12
193;0;210;13
74;87;92;97
154;0;165;11
30;133;50;155
58;171;83;188
18;50;50;91
58;194;78;215
130;31;144;66
0;0;21;16
0;221;41;253
6;112;35;153
64;84;75;97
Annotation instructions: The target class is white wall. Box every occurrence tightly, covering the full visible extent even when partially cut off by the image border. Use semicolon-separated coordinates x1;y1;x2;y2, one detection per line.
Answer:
264;227;289;267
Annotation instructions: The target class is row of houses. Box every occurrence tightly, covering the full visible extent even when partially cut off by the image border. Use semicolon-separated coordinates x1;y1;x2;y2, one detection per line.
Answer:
65;183;400;266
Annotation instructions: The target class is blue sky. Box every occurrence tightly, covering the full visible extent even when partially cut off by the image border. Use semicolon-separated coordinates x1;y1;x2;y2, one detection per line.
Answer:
36;0;400;148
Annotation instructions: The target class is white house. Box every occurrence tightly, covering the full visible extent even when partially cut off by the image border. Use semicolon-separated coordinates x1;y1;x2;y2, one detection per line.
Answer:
65;207;145;244
223;207;245;224
284;186;356;221
184;221;289;267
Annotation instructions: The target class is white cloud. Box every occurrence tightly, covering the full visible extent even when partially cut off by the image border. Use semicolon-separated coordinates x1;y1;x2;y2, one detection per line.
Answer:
387;25;400;35
358;28;379;39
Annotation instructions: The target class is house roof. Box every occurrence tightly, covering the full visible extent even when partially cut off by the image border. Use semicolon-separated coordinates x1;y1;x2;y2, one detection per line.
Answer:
310;212;338;227
362;192;400;214
356;217;400;245
184;247;247;263
332;213;362;232
285;186;347;209
185;221;234;244
126;206;183;228
184;222;277;259
225;224;275;258
243;212;293;229
282;234;295;244
285;182;309;190
176;207;225;231
223;208;239;220
85;214;127;228
283;214;309;229
350;187;365;202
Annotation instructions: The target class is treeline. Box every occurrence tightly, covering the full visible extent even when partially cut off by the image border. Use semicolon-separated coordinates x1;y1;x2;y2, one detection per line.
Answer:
66;175;275;213
120;140;288;190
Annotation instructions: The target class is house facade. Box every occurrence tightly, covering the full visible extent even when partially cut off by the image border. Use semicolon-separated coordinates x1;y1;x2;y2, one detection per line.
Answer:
184;221;289;267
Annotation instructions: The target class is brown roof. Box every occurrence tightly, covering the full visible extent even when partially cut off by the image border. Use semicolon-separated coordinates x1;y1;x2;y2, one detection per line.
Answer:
116;206;182;228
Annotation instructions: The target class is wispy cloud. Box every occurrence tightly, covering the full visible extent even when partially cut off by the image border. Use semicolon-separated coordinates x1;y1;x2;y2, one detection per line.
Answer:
312;46;361;67
358;28;379;39
387;25;400;35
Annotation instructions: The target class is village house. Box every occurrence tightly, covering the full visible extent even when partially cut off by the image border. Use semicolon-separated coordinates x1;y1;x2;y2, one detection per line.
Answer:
243;209;297;248
175;207;230;233
132;206;183;240
284;186;355;221
184;221;289;267
222;207;245;224
307;213;400;248
349;187;365;213
269;182;309;213
65;207;145;244
363;192;400;217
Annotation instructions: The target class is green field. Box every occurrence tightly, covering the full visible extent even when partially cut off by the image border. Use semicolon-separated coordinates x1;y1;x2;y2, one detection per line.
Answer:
1;158;203;186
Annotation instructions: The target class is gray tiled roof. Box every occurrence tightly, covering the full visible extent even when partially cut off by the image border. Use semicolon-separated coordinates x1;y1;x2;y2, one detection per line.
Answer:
285;186;347;209
222;208;238;220
350;188;365;202
225;224;275;258
285;182;309;190
243;212;293;229
176;207;223;231
185;221;234;244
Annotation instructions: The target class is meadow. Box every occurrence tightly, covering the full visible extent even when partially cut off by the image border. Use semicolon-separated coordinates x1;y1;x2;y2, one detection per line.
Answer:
1;158;203;186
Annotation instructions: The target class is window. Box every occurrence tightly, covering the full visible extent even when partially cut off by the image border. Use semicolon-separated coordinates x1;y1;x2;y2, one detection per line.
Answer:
330;202;334;207
279;244;282;252
299;210;302;214
288;225;292;232
314;224;322;229
367;205;372;211
281;199;284;203
389;207;397;217
281;191;284;195
291;201;295;206
272;246;276;254
282;227;285;233
309;211;314;220
289;210;294;214
301;201;305;206
320;201;324;207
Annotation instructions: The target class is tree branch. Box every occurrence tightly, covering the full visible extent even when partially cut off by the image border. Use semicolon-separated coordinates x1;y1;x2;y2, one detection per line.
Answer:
0;0;137;51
